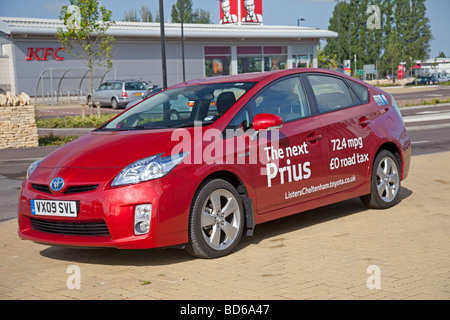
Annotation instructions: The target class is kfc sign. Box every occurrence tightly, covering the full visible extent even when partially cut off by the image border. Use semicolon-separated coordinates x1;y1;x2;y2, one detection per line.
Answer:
220;0;263;25
26;47;65;61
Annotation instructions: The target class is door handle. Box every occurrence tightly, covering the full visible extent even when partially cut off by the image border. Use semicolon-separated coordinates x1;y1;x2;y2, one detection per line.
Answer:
306;133;322;144
359;117;371;127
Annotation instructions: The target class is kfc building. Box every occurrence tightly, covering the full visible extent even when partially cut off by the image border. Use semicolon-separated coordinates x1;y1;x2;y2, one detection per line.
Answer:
0;12;337;97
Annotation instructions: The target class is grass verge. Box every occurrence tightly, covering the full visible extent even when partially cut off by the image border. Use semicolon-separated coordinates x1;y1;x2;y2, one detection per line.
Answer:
36;114;115;128
39;134;79;146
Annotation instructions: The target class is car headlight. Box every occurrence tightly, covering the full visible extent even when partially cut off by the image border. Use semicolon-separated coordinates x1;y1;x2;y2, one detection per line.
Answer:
27;159;42;179
111;152;188;187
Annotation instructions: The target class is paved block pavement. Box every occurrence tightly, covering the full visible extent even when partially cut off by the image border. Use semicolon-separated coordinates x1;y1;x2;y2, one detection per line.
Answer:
0;151;449;300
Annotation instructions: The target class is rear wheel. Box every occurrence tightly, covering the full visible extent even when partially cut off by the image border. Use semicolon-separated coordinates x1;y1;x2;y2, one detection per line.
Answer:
111;97;119;109
186;179;244;258
361;150;401;209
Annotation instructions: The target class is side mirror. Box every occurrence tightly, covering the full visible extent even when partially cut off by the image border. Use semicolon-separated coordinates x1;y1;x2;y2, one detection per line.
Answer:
252;113;283;131
250;113;283;141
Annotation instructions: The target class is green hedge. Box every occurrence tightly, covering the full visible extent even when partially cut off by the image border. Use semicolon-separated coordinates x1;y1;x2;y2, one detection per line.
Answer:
36;114;116;128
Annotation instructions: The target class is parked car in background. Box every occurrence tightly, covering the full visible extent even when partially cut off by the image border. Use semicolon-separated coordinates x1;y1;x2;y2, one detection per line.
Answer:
87;80;148;109
429;73;449;83
125;86;164;109
406;76;438;86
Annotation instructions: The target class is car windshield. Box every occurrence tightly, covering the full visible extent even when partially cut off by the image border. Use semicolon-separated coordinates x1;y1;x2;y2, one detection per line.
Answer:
100;82;256;130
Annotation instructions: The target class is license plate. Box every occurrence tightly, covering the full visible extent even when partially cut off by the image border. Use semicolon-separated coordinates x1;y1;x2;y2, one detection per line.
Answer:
31;200;78;217
134;92;143;96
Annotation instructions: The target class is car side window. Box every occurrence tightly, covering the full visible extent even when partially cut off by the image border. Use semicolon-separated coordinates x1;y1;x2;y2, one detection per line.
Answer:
252;77;310;122
113;82;122;90
347;80;369;104
227;104;251;132
98;83;107;90
307;75;355;113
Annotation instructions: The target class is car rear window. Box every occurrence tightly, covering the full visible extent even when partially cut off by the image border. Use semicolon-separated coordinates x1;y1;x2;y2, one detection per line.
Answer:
307;75;355;113
125;82;147;91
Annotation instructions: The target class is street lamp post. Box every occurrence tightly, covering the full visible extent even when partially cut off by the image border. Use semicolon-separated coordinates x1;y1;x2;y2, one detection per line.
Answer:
181;0;186;82
335;0;341;70
159;0;167;89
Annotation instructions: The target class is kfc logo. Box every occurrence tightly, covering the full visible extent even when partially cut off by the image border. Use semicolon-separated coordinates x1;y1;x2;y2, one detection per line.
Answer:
241;0;263;23
220;0;263;25
220;0;238;24
26;47;65;61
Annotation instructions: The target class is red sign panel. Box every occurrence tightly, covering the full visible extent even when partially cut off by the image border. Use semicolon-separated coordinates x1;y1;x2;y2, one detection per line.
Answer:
220;0;239;24
397;64;405;80
241;0;263;23
220;0;263;24
26;48;65;61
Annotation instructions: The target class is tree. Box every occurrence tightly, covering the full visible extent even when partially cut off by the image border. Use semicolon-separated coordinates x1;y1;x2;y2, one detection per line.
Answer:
123;9;139;22
123;5;154;22
140;5;154;22
171;0;211;24
318;46;338;70
192;9;211;24
383;31;402;82
324;0;432;78
56;0;115;117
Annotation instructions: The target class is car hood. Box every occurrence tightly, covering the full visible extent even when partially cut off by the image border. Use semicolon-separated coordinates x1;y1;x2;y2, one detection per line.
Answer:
39;130;182;169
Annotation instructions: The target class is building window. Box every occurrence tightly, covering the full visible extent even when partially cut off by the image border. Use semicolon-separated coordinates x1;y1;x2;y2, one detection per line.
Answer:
263;46;287;71
205;47;231;77
292;44;314;68
237;46;286;74
237;46;262;74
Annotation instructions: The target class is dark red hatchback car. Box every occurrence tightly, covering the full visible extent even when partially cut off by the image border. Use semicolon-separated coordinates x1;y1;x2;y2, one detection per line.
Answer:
18;69;411;258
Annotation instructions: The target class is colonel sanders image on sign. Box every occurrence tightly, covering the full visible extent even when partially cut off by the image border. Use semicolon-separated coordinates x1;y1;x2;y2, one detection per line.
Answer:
242;0;263;23
220;0;238;24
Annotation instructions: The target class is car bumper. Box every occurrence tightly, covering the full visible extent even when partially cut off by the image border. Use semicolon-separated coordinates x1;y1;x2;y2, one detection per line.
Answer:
18;170;193;249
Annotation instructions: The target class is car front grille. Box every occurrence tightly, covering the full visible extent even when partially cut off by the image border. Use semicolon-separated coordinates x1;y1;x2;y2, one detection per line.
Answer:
30;218;110;236
31;184;98;194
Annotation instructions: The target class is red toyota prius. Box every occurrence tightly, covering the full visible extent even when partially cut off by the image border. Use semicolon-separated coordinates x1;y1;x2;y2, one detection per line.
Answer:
18;69;411;258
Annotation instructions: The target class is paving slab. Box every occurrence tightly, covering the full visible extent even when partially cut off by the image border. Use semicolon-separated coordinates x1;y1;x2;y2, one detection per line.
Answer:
0;152;449;300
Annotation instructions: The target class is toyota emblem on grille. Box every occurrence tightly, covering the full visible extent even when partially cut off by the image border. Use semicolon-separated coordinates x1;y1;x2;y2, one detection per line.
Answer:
50;177;64;192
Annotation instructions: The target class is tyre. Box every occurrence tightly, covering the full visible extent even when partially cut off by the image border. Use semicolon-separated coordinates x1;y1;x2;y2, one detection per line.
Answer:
169;110;180;120
111;97;119;109
186;179;244;258
361;150;401;209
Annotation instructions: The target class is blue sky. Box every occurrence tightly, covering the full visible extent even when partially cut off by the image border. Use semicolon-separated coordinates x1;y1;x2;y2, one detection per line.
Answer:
1;0;449;58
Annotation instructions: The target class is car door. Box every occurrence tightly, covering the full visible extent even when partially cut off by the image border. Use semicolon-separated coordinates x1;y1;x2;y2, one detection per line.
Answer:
305;73;374;194
93;83;107;105
226;76;328;214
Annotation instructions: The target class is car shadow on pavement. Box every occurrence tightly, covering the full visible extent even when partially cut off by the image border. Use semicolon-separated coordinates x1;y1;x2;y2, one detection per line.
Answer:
239;186;413;250
39;187;413;266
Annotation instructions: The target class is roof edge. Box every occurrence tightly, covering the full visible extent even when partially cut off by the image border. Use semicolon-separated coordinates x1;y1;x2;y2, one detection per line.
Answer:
0;17;338;39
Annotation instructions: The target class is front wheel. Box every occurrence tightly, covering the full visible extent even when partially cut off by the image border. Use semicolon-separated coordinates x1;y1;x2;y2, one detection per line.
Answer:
186;179;244;258
361;150;401;209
